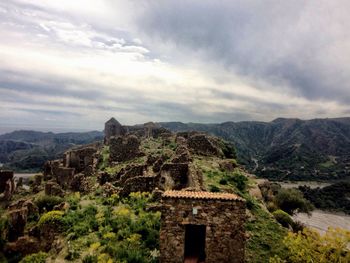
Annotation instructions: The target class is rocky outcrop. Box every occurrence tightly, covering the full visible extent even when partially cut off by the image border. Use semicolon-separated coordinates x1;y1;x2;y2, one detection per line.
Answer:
104;117;126;144
109;135;142;162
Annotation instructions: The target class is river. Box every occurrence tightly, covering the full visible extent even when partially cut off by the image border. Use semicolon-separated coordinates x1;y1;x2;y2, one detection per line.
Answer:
278;181;350;233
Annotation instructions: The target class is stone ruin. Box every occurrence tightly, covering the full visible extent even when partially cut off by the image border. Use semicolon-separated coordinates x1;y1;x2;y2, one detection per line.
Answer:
43;143;100;191
109;135;143;163
0;170;16;201
104;117;126;144
187;133;224;157
160;190;246;263
63;145;97;175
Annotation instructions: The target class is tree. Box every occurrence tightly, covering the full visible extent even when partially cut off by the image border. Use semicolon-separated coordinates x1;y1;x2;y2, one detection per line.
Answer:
274;189;313;215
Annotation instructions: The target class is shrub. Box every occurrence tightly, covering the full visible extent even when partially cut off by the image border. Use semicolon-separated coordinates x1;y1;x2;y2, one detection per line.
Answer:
227;172;248;192
275;189;313;215
219;178;228;185
270;227;350;263
35;195;63;213
82;254;98;263
38;210;64;229
19;252;48;263
209;185;220;192
220;140;237;159
272;210;293;228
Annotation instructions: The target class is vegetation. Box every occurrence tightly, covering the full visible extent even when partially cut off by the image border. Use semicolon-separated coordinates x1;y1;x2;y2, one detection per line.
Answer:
245;199;288;263
19;252;48;263
270;228;350;263
58;192;160;262
274;188;313;215
34;195;63;213
38;210;64;229
299;182;350;214
272;210;293;228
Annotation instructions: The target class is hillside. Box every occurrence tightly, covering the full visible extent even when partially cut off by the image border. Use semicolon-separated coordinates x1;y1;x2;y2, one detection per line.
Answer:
0;130;103;172
160;118;350;181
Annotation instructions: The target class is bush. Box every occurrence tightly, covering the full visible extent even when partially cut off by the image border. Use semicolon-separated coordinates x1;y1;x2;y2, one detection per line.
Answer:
35;195;63;213
274;189;313;215
209;185;220;192
19;252;48;263
270;227;350;263
82;254;98;263
272;210;293;228
38;210;64;229
226;172;248;192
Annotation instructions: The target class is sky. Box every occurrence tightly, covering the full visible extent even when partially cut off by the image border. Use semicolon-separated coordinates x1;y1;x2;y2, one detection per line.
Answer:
1;0;350;132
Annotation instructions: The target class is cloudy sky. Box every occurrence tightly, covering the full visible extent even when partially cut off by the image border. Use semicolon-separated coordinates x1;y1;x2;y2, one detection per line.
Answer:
1;0;350;132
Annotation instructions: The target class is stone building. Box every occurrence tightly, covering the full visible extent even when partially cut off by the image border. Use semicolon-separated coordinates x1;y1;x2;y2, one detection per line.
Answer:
104;117;126;144
63;146;97;174
160;190;246;263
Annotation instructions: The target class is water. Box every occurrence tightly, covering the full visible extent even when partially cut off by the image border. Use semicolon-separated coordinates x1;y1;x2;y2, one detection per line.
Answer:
293;210;350;234
278;181;350;233
278;181;331;189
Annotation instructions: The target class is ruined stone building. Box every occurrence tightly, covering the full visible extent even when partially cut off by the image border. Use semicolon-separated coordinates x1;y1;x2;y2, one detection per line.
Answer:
104;117;126;144
0;170;15;200
160;190;246;263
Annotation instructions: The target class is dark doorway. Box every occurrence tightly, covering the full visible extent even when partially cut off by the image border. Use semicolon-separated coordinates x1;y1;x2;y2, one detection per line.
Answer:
184;224;206;262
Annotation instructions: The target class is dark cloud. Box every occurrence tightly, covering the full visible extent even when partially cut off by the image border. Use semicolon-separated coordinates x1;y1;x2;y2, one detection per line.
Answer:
136;0;350;103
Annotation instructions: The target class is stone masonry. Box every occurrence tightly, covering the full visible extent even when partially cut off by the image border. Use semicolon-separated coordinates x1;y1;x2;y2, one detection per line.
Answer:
109;135;142;162
104;117;126;144
160;190;246;263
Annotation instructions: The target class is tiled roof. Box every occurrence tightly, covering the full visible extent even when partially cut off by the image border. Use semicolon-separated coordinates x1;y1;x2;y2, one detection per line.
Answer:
162;190;244;201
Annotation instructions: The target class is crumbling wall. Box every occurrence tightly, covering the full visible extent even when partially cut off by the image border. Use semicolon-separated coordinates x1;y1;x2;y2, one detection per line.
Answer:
159;163;189;190
0;170;15;200
119;175;159;197
109;135;142;162
104;117;126;144
188;134;223;157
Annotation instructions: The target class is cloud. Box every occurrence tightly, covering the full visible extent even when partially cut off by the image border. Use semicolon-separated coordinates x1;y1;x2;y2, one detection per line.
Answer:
136;0;350;103
0;0;349;131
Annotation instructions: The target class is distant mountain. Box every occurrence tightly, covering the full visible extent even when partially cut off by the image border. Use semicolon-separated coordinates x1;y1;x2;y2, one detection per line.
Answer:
0;130;103;172
160;118;350;181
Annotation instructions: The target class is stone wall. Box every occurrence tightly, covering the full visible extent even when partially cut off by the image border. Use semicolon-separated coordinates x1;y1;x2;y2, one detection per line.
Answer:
119;175;159;197
104;117;126;144
159;163;189;190
109;135;142;162
64;146;97;174
188;134;223;157
160;193;246;263
0;170;15;200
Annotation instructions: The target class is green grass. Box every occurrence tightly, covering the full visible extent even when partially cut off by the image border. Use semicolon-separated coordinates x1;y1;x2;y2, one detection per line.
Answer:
245;201;288;263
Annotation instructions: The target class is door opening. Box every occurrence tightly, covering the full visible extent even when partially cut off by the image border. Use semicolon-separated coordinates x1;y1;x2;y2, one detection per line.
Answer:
184;224;206;262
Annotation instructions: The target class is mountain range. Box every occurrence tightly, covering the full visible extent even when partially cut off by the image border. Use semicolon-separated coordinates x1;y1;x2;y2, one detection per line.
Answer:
0;130;103;172
160;117;350;181
1;117;349;181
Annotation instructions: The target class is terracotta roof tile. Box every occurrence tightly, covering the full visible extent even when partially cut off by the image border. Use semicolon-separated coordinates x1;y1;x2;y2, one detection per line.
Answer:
162;190;244;201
